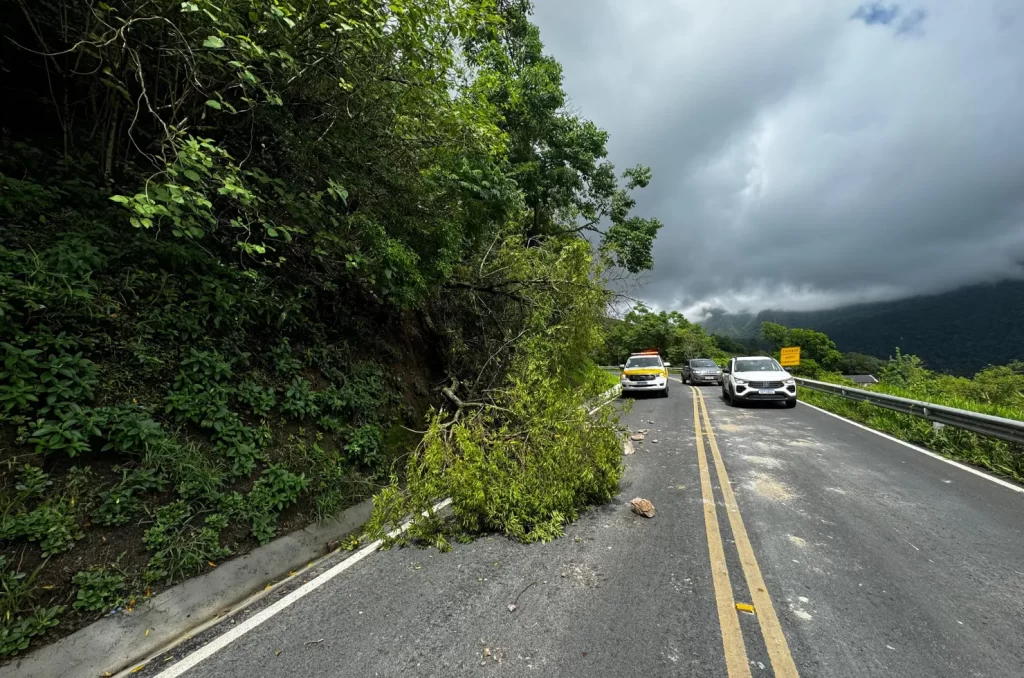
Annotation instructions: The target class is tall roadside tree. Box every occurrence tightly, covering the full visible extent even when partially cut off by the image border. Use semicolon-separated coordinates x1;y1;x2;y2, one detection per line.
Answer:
464;0;663;273
596;305;723;366
760;322;842;372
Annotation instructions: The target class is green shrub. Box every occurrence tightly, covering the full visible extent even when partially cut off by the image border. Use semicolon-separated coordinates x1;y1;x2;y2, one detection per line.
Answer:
71;568;127;613
245;465;308;544
281;377;318;420
0;342;45;414
13;464;52;501
93;467;167;527
0;501;83;556
143;503;231;584
26;404;102;457
0;605;63;658
288;438;353;521
176;349;234;387
270;340;303;377
236;379;276;415
344;424;383;470
99;406;166;453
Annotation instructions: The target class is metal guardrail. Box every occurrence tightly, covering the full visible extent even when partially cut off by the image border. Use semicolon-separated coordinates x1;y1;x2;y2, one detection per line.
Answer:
795;378;1024;447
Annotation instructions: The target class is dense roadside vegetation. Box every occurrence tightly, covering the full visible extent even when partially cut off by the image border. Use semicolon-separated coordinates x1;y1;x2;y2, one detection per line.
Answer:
0;0;661;656
758;324;1024;482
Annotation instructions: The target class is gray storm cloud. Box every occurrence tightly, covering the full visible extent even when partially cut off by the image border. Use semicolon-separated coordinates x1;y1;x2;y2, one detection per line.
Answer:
532;0;1024;317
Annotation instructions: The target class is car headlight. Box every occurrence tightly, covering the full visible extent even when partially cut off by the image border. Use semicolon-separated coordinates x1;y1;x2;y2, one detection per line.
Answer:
784;378;795;385
734;379;747;385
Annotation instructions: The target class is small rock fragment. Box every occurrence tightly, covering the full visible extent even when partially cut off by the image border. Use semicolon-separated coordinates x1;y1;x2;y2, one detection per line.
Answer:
507;604;517;613
630;497;656;518
623;439;635;455
630;433;645;442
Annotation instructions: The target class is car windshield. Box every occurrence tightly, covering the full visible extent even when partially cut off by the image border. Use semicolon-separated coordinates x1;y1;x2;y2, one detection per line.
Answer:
626;356;662;368
735;359;782;372
691;359;717;368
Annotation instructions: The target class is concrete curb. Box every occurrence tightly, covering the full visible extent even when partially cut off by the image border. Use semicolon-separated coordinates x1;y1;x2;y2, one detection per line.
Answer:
7;499;374;678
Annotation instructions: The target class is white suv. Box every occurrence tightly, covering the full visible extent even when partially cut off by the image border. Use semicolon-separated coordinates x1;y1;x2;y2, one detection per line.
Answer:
722;356;797;408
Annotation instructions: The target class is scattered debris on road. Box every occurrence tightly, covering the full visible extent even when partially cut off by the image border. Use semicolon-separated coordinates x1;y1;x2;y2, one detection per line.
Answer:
274;648;283;657
304;638;325;647
630;497;656;518
735;603;755;614
630;433;645;442
652;439;659;444
508;581;538;612
623;439;635;455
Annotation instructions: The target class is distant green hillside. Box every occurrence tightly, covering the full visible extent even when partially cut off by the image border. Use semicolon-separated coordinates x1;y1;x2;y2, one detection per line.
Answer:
698;280;1024;375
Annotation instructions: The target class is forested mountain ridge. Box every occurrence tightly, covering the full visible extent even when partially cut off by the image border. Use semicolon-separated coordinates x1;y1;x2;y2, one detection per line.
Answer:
698;280;1024;375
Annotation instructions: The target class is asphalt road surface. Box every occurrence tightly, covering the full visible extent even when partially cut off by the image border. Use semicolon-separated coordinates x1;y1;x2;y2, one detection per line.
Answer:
137;384;1024;678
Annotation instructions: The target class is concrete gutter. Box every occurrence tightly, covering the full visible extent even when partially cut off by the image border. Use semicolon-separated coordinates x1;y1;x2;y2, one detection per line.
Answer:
6;499;374;678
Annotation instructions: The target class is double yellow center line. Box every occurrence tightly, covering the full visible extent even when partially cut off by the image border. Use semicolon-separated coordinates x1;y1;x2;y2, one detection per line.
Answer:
689;386;799;678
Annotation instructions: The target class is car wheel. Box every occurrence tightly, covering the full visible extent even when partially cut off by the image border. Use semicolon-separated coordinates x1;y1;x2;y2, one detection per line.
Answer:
785;398;797;409
662;385;670;398
723;385;732;405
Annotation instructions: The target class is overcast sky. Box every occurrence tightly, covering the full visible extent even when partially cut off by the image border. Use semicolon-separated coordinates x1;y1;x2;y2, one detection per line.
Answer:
531;0;1024;318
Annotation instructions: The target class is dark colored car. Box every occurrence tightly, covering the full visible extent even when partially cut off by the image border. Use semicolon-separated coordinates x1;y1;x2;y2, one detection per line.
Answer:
682;358;723;385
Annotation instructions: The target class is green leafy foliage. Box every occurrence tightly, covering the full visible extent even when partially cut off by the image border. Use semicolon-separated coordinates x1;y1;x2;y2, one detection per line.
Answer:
761;322;842;371
1;556;63;656
143;504;232;584
245;465;308;544
1;605;63;657
368;237;624;545
0;501;83;557
0;0;659;657
93;467;168;527
596;305;725;366
836;352;886;376
71;568;127;613
237;379;276;415
281;377;318;420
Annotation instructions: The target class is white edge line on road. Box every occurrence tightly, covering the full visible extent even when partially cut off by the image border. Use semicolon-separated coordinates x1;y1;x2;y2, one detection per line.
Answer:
152;497;453;678
588;385;622;415
800;400;1024;495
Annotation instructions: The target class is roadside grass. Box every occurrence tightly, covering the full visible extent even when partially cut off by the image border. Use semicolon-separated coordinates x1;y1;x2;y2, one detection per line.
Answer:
799;388;1024;483
597;367;621;390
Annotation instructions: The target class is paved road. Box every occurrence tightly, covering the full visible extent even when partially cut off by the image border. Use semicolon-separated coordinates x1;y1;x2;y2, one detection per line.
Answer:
139;385;1024;678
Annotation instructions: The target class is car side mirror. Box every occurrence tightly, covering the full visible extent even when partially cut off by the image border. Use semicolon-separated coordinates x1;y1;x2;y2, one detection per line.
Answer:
664;362;671;367
723;367;730;374
619;364;625;369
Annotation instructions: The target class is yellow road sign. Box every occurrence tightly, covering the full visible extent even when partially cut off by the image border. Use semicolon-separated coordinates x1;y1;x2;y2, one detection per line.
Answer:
779;346;800;367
